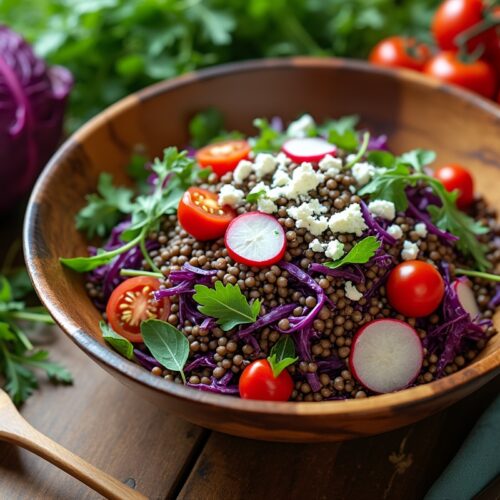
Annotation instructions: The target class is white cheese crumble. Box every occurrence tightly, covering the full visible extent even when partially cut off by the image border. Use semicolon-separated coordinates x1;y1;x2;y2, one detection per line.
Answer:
272;168;291;187
328;203;367;236
233;160;253;184
325;240;345;260
284;162;324;200
351;162;375;186
368;199;396;221
218;185;244;207
275;151;292;166
345;281;363;301
257;197;278;214
387;224;403;239
287;202;328;236
309;239;326;252
253;153;277;180
401;240;419;261
286;114;315;138
414;222;428;238
318;154;342;176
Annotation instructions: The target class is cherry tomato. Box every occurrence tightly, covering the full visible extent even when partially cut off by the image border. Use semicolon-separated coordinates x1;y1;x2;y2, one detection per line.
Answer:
106;277;170;343
369;36;431;71
239;359;293;401
196;140;251;177
177;187;236;241
387;261;445;318
424;52;497;98
431;0;495;52
434;164;474;208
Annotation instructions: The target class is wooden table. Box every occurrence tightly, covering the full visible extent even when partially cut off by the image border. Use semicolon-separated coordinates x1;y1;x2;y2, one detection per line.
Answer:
0;206;498;500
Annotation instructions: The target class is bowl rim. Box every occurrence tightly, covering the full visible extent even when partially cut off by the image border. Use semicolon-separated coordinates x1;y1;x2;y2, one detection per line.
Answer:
24;56;500;417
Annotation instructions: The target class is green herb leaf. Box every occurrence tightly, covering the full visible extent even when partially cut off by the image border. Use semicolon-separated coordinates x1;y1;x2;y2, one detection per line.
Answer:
75;173;134;238
319;115;359;152
344;131;370;170
366;150;396;168
246;189;267;203
267;354;297;379
398;149;436;173
140;319;189;383
193;281;261;331
100;321;134;360
324;236;381;269
267;335;298;378
251;118;286;154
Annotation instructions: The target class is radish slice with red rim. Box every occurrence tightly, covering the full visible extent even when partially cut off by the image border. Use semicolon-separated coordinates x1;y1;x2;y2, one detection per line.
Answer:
453;279;480;319
225;212;286;267
282;137;337;163
350;319;423;394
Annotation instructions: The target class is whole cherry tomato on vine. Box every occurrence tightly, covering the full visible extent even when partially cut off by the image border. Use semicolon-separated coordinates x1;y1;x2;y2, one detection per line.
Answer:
369;36;432;71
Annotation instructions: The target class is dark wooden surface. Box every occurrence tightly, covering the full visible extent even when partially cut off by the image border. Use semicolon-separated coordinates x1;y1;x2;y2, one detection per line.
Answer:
0;324;497;499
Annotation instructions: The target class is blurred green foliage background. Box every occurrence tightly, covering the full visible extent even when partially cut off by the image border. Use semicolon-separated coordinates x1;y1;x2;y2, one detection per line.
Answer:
0;0;439;128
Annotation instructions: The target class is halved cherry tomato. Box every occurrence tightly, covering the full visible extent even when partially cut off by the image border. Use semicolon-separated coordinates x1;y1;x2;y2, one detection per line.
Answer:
434;164;474;208
178;187;236;241
431;0;496;52
239;359;293;401
106;277;170;343
387;261;445;318
196;140;251;177
424;52;497;98
369;36;431;71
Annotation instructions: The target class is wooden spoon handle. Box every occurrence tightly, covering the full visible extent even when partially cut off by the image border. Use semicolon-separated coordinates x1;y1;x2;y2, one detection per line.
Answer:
1;418;147;500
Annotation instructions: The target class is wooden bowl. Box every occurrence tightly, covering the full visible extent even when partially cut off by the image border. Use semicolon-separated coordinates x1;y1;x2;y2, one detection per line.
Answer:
24;58;500;442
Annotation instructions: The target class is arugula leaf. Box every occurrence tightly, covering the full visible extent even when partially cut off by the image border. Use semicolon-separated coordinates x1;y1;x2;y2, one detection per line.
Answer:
319;115;359;152
246;189;267;203
100;321;134;360
398;149;436;173
324;236;381;269
251;118;286;154
141;319;189;383
76;173;134;238
193;281;261;331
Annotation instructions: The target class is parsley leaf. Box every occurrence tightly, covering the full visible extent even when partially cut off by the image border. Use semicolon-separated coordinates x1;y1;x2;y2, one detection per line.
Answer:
246;189;267;203
398;149;436;173
250;118;286;154
193;281;261;331
76;173;134;238
100;321;134;360
324;236;381;269
267;335;298;378
318;115;359;152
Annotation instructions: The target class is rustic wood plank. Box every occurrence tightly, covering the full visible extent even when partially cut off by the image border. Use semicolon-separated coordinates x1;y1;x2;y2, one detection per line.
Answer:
178;377;499;500
0;326;208;499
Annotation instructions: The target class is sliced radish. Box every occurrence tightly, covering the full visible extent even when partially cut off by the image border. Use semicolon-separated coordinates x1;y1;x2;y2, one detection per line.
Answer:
225;212;286;267
349;319;423;394
282;137;337;163
453;278;480;319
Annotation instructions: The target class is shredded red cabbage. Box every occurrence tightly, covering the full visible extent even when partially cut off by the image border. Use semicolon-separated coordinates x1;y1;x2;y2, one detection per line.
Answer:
235;303;297;339
294;325;320;361
316;356;344;373
309;263;364;283
184;354;216;372
407;199;458;244
306;372;322;392
489;285;500;309
366;134;388;151
133;349;161;370
187;371;239;395
360;201;396;245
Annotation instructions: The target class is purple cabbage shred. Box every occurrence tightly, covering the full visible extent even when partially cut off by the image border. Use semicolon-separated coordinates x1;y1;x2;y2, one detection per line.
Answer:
309;263;364;284
360;201;396;245
133;349;161;370
187;371;239;395
184;354;217;372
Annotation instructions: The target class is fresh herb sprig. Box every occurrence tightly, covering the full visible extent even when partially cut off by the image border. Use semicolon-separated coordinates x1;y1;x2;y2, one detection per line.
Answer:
267;336;298;378
100;322;134;360
0;270;72;405
193;281;261;331
359;151;490;270
324;236;381;269
62;147;202;273
318;115;360;152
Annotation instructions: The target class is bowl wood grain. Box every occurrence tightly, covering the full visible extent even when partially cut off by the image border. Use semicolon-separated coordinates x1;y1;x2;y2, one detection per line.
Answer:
24;58;500;442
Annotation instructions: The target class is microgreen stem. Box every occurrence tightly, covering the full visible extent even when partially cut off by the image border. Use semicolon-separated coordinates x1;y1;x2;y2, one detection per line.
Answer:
345;132;370;170
139;233;162;274
120;269;163;278
8;311;55;324
456;268;500;282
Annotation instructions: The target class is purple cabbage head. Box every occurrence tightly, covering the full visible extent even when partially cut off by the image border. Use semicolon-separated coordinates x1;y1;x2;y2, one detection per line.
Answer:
0;26;72;211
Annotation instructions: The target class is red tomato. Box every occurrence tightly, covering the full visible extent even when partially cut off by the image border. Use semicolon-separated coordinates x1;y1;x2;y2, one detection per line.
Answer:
177;187;236;241
369;36;431;71
433;164;474;208
431;0;495;52
387;261;445;318
424;52;497;98
239;359;293;402
196;140;251;177
106;277;170;343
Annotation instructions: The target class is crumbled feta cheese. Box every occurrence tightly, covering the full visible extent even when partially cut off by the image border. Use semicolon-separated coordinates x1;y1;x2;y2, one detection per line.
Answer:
233;160;253;184
349;185;357;194
309;239;326;252
275;151;292;166
368;199;396;221
218;185;244;207
287;202;328;236
308;198;327;215
288;202;314;221
414;222;428;238
257;197;278;214
318;154;342;176
284;162;324;199
286;114;315;138
328;203;368;236
253;153;277;180
272;168;291;187
352;162;375;186
387;224;403;239
401;240;419;261
345;281;363;301
248;181;269;198
325;240;345;260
